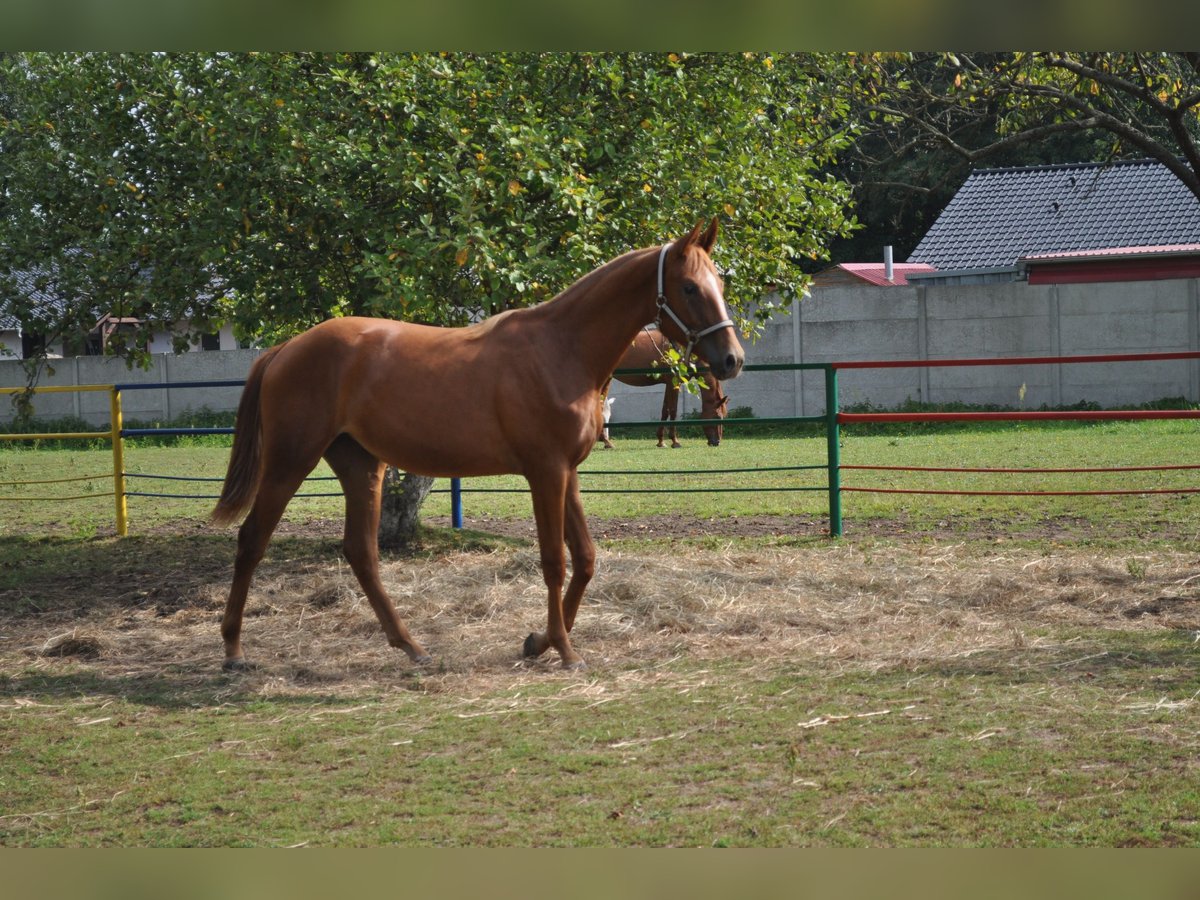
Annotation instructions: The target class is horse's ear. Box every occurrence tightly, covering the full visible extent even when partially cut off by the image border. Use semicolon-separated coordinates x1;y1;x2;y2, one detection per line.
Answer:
679;220;705;248
699;216;719;254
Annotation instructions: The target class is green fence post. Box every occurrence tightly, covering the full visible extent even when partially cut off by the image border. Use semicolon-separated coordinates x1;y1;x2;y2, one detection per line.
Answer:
824;365;842;537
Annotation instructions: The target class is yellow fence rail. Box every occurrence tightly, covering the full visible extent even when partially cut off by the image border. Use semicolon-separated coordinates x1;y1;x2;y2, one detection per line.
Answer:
0;384;128;535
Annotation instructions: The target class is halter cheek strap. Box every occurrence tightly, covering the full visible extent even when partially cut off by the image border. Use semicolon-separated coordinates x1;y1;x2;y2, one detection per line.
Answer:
654;242;735;360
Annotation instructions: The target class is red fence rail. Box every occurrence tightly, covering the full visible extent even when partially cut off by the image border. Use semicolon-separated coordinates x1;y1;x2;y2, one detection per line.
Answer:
826;350;1200;534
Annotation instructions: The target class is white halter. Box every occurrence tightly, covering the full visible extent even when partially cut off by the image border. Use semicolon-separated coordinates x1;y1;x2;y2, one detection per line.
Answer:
654;242;735;360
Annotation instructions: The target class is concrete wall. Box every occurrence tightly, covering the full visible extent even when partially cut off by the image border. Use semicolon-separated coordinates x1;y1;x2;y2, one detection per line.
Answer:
4;276;1199;427
614;276;1199;422
0;349;259;426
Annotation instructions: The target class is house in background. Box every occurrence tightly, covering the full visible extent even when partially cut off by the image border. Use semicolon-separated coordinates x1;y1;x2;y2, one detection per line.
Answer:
749;157;1200;416
905;158;1200;285
1017;243;1200;285
0;264;240;360
0;308;240;361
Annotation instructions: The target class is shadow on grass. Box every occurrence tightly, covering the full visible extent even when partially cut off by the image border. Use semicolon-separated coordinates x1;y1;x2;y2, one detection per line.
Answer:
0;532;324;617
0;526;525;618
0;666;414;710
0;525;527;709
920;633;1200;694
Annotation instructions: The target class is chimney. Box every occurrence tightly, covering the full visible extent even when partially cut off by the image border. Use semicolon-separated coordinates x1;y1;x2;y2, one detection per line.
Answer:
884;245;894;283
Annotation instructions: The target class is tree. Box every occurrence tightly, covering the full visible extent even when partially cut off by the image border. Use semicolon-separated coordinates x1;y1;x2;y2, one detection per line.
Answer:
822;53;1200;266
848;52;1200;240
821;54;1117;265
0;52;860;544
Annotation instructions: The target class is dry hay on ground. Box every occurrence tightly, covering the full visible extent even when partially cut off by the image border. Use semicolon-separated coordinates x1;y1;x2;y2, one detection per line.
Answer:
3;540;1199;703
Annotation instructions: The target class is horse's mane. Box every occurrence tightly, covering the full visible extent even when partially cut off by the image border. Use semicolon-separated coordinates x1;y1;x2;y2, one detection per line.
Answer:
543;247;648;308
463;246;650;341
463;307;520;338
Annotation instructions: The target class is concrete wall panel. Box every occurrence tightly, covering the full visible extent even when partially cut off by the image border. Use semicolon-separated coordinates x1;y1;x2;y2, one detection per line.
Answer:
3;277;1197;426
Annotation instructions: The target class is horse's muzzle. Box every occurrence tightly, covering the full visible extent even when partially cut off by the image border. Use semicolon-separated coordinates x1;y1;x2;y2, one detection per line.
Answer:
710;349;744;381
698;329;744;380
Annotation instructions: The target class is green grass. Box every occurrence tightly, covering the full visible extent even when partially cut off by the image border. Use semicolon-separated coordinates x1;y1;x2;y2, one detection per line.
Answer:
3;632;1198;847
3;419;1199;846
7;418;1196;540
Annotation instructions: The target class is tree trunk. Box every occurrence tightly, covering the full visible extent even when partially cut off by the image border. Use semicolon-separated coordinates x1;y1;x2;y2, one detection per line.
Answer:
378;467;435;550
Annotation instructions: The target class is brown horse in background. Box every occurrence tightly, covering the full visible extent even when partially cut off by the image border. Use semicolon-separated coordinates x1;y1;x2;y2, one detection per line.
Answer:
212;219;744;670
611;328;729;447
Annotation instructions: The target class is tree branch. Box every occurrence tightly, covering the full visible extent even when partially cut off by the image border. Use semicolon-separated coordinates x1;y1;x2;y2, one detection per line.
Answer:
1042;53;1170;115
858;180;933;195
862;100;1102;166
1004;82;1200;198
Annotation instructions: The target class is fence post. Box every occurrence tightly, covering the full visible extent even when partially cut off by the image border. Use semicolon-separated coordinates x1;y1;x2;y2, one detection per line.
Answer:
824;365;842;537
450;477;463;529
109;386;128;536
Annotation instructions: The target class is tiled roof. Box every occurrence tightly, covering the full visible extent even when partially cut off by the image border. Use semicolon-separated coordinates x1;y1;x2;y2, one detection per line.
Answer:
0;267;71;331
832;263;938;286
2;255;220;333
1019;242;1200;263
907;159;1200;271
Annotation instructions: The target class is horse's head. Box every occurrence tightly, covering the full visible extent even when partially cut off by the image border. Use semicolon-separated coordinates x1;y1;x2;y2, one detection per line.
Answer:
701;380;729;446
656;218;745;381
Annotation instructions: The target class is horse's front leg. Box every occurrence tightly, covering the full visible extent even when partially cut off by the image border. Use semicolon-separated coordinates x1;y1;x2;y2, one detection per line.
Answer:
521;468;585;669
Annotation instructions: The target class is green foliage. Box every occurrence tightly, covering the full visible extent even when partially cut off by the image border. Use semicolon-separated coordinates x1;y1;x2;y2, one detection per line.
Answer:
122;406;237;448
0;406;237;449
0;415;110;449
831;51;1200;264
0;52;859;371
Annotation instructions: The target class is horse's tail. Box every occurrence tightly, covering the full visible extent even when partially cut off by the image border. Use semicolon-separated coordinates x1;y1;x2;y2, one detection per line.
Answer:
211;343;286;526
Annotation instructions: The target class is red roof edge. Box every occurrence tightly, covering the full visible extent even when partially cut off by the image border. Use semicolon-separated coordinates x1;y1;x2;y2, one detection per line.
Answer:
833;263;938;287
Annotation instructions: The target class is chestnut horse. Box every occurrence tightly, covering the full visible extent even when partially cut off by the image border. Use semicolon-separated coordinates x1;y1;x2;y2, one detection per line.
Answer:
212;219;744;670
611;328;729;448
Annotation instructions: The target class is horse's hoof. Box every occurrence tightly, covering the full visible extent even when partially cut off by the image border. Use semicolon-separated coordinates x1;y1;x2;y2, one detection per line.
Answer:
412;654;434;667
523;633;546;658
222;658;256;673
562;658;588;671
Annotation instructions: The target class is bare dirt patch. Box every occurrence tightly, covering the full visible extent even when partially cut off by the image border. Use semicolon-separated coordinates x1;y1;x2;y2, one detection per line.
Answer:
4;528;1198;702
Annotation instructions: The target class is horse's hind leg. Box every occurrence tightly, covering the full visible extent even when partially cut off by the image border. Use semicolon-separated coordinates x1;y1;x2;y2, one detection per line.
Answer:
221;470;309;670
323;435;431;665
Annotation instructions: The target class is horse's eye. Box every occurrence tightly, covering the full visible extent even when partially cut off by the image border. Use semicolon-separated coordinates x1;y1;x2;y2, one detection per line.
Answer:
683;281;698;295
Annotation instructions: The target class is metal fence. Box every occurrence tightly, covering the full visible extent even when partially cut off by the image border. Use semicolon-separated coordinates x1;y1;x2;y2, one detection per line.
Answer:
3;351;1199;538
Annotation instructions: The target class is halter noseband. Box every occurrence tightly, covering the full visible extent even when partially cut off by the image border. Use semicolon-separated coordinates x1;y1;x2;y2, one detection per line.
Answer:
654;242;734;360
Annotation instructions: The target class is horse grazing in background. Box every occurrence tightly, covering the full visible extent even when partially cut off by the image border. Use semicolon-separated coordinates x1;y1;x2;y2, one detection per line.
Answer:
599;395;616;449
611;328;729;447
212;219;744;670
